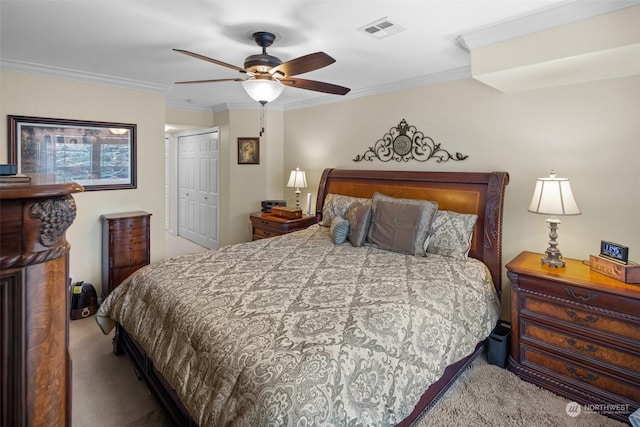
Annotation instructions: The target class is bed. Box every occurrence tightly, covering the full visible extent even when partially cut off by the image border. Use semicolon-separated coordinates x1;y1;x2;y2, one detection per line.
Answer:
97;168;509;426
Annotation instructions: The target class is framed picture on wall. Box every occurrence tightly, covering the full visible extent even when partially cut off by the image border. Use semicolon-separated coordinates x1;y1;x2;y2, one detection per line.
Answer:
8;115;137;190
237;137;259;164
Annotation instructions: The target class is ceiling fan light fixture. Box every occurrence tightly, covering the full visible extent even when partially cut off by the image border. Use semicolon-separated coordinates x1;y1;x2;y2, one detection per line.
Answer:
241;78;284;104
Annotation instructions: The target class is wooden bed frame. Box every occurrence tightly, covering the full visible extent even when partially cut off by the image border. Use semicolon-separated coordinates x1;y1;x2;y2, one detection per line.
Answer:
112;168;509;426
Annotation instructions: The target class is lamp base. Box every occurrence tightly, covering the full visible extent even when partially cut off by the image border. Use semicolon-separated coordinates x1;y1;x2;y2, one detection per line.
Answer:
294;189;301;209
541;248;565;268
541;217;565;268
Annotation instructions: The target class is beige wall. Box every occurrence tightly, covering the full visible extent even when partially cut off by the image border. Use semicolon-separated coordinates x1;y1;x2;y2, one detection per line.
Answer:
166;108;214;129
2;69;638;318
1;71;166;297
283;75;640;318
215;108;284;245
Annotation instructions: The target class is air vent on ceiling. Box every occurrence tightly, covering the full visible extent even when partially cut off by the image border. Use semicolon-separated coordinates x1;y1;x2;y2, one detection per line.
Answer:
357;17;407;39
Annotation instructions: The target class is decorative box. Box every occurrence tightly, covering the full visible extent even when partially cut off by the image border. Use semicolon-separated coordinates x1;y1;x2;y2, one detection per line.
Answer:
270;206;303;219
589;255;640;284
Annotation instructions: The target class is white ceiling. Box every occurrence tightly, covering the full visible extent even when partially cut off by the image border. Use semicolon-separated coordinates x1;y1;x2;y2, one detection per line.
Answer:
0;1;636;111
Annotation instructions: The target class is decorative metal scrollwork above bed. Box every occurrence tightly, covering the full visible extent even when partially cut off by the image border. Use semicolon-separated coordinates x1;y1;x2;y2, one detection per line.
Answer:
353;119;469;163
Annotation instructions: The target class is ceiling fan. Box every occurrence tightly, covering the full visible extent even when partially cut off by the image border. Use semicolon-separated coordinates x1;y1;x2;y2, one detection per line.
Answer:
174;31;351;104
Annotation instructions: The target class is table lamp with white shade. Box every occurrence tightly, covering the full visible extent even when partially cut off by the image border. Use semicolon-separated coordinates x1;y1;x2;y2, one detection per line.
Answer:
528;170;581;268
287;167;307;209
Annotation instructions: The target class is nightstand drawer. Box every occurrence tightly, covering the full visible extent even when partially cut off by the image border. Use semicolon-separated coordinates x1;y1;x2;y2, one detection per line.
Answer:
521;293;640;344
519;275;638;317
254;227;280;239
522;319;640;375
253;216;279;229
522;345;640;402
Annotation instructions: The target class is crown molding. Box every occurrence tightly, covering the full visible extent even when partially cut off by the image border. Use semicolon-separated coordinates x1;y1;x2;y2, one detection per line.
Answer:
166;100;216;112
0;57;171;93
458;0;640;50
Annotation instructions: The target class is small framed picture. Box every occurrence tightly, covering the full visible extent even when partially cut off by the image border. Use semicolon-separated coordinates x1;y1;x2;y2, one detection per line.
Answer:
237;137;259;164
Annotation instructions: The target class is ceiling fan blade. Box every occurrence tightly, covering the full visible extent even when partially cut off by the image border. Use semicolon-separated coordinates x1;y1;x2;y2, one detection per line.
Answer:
175;78;248;84
280;77;350;95
173;49;246;73
270;52;335;77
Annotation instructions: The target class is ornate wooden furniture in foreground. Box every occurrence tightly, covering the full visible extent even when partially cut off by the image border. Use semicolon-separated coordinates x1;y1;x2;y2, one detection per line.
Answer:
101;211;151;299
508;251;640;423
1;177;83;427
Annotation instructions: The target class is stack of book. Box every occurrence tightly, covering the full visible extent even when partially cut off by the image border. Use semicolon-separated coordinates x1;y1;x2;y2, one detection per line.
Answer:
0;174;31;186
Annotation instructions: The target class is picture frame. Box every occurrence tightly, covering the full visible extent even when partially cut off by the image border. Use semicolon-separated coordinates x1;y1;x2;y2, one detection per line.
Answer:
8;115;136;191
237;137;259;165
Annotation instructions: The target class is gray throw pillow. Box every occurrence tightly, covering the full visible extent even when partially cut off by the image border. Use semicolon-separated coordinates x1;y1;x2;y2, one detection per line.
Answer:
367;192;438;256
321;193;371;226
329;216;350;244
346;202;372;247
426;210;478;259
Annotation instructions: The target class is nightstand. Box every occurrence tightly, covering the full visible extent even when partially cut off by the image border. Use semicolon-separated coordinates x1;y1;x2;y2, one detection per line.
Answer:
507;251;640;423
250;212;318;240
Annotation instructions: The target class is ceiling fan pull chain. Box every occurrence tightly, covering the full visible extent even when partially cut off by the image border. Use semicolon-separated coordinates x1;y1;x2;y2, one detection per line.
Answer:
259;101;266;136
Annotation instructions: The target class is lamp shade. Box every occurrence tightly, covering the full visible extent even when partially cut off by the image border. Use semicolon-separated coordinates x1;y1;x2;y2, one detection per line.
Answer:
528;171;581;216
241;78;284;104
287;167;307;189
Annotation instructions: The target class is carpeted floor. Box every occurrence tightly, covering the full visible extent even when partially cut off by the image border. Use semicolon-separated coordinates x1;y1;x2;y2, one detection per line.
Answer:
413;357;627;427
70;316;629;426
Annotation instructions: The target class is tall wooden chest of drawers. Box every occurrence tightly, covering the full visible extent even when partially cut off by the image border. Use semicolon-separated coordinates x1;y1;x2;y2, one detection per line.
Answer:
101;211;151;299
507;251;640;422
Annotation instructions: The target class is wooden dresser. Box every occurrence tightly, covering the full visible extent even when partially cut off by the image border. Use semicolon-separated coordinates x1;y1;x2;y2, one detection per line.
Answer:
250;212;318;240
1;178;82;427
101;211;151;299
507;251;640;422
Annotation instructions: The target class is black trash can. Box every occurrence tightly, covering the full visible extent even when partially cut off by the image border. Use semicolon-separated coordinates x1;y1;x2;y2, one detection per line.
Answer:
487;320;511;368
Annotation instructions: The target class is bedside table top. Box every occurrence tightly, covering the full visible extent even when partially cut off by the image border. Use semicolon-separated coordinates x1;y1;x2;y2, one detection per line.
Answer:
251;212;317;223
507;251;640;299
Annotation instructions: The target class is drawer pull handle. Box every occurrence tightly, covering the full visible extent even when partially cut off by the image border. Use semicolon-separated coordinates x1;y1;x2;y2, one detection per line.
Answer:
565;338;597;354
565;366;598;383
565;309;598;324
565;287;598;302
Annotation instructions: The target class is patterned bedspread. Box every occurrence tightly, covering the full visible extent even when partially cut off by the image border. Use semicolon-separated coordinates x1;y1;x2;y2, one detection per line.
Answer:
96;224;500;426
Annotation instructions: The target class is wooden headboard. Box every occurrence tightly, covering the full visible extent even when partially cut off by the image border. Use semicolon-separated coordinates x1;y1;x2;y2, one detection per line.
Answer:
315;169;510;296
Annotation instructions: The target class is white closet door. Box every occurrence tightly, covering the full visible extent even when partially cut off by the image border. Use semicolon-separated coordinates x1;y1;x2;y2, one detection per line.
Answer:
177;128;219;249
